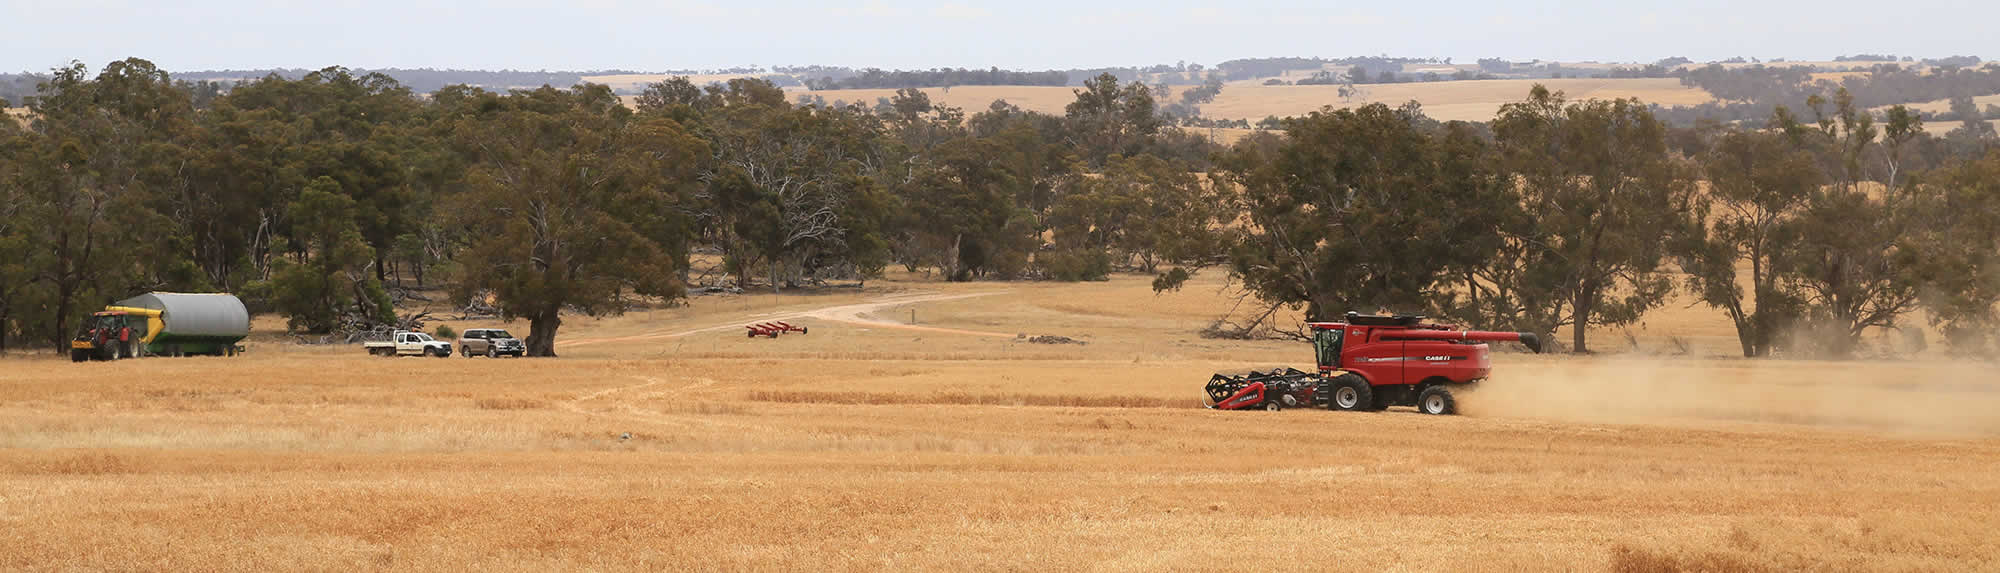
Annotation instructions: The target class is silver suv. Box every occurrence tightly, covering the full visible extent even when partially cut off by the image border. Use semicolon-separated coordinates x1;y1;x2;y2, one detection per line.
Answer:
457;328;525;358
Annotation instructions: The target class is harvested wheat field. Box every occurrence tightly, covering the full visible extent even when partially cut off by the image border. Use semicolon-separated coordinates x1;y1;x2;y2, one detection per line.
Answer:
790;78;1713;125
4;272;1999;571
1194;78;1713;123
583;73;769;93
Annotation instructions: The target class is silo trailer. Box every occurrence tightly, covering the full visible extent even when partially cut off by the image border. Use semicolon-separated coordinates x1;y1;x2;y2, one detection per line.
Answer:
70;292;251;362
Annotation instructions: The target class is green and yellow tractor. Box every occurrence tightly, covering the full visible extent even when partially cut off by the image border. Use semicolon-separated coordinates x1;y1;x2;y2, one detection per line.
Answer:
70;293;249;362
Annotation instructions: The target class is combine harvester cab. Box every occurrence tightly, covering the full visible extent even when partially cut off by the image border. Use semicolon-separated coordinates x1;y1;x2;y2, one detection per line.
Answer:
70;292;250;362
1206;312;1540;415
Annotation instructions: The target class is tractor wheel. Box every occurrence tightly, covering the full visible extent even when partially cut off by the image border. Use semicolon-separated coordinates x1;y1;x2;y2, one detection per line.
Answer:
109;343;125;361
70;349;88;363
1417;386;1457;415
1262;401;1283;412
1324;374;1373;412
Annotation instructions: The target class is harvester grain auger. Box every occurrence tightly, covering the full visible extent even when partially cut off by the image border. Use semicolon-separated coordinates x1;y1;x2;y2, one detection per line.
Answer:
1204;312;1542;415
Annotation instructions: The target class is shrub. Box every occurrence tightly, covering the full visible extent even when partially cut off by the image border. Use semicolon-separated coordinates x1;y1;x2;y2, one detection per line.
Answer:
1151;267;1193;293
435;325;457;340
1039;249;1111;282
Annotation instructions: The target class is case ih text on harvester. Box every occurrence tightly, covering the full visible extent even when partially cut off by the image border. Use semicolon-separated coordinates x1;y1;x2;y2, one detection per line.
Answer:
1205;312;1542;415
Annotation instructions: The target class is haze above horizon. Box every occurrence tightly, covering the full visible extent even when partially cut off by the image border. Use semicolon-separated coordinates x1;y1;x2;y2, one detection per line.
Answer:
1;0;1991;73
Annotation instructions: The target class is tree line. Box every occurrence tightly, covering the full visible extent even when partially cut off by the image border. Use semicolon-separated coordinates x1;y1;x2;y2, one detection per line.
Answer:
0;59;1221;355
3;58;1997;358
2;69;701;103
1224;87;2000;356
1663;63;2000;126
799;67;1071;90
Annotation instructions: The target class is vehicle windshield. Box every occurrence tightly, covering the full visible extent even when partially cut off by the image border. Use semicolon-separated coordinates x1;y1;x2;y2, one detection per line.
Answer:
488;331;514;339
1313;328;1343;368
410;333;434;342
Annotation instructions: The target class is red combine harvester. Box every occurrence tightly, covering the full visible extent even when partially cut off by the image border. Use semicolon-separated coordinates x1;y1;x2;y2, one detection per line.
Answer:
745;321;809;338
1205;312;1541;415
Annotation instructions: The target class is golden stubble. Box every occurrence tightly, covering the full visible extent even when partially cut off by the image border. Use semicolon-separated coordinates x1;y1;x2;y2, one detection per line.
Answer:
3;272;1996;571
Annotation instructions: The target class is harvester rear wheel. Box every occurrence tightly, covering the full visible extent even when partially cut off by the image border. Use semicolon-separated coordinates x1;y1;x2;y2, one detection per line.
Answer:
1324;374;1372;412
1417;386;1456;415
1262;401;1282;411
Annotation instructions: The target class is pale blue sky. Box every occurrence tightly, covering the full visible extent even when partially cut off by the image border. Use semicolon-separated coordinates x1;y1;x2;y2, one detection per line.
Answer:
1;0;1991;72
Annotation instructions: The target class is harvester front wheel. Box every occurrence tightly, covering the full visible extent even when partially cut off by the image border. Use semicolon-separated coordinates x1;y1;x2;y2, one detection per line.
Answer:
1417;386;1457;415
1262;401;1283;412
1324;375;1372;412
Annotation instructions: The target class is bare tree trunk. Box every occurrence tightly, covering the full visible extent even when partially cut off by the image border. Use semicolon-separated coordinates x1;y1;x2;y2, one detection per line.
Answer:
1571;279;1596;354
1728;303;1754;358
53;284;76;354
526;311;561;357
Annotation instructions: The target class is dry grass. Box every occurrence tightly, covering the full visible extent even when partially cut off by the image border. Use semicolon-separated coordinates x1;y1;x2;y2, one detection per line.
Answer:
1875;93;2000;115
1920;119;2000;136
783;85;1085;114
1196;78;1712;123
4;270;1998;570
780;78;1712;125
1708;60;1901;71
583;73;766;93
1862;94;2000;136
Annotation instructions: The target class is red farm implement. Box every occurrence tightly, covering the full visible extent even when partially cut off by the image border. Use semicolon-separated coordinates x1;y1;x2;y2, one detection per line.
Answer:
1204;312;1542;415
745;321;810;338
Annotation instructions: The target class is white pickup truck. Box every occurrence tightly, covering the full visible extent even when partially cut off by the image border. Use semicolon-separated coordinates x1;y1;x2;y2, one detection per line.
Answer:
363;331;454;358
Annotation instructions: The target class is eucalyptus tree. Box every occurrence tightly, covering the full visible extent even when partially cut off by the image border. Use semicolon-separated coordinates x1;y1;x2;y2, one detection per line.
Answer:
1492;86;1696;353
449;85;706;356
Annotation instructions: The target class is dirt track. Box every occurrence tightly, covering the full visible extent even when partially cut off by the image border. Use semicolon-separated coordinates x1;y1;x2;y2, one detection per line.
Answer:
560;291;1011;347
